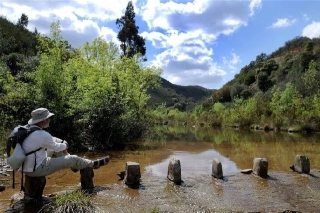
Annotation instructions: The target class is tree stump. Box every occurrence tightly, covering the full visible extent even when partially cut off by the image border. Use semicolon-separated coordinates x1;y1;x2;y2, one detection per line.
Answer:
253;158;268;178
167;159;182;184
24;175;46;204
212;159;223;179
291;155;310;174
124;162;141;188
80;167;94;193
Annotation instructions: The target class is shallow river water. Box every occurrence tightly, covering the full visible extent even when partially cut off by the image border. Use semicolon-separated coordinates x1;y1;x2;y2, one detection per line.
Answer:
1;126;320;212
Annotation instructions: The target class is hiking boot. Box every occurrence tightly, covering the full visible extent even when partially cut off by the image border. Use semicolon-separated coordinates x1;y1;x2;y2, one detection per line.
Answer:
93;156;110;169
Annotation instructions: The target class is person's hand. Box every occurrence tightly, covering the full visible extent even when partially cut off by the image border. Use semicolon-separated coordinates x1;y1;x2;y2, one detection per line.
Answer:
61;140;69;149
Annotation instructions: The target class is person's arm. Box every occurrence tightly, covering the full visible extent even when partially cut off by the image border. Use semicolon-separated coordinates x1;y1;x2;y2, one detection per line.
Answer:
40;131;67;152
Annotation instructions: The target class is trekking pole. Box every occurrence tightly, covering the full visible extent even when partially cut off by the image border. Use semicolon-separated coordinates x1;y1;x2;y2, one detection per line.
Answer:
12;170;15;188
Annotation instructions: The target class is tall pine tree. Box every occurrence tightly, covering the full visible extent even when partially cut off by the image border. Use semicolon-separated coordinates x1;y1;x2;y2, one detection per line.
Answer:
116;1;146;60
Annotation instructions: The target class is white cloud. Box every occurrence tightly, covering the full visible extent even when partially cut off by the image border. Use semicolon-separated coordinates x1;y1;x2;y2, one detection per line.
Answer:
151;32;226;88
302;21;320;38
223;51;241;73
270;18;296;28
249;0;262;16
140;0;257;88
0;0;258;88
0;0;124;47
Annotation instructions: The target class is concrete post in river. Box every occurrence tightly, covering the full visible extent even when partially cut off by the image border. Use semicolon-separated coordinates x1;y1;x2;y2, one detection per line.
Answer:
24;175;46;203
253;158;268;178
124;161;141;188
290;155;310;174
212;159;223;179
80;167;94;193
167;158;182;184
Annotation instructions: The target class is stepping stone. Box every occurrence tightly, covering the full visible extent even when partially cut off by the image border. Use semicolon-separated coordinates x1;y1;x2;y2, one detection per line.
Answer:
212;159;223;179
167;159;182;184
253;158;268;178
241;169;253;174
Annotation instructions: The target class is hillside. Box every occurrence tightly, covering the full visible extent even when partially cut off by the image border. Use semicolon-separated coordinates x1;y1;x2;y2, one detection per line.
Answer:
211;37;320;103
148;77;213;111
0;16;38;76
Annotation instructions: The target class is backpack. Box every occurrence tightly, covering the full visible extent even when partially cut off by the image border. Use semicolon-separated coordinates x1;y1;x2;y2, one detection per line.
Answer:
6;125;41;190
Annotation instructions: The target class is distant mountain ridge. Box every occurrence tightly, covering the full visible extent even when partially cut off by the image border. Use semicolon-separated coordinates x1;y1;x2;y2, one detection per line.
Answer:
148;77;213;111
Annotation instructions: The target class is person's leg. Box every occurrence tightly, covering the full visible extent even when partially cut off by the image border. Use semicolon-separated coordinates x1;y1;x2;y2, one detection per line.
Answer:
27;155;94;177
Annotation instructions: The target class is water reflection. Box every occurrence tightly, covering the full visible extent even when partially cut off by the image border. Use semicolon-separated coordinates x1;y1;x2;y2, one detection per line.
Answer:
146;149;239;178
144;126;320;171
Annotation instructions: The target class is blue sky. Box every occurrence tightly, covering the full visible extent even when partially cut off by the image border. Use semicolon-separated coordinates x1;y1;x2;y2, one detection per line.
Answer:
1;0;320;89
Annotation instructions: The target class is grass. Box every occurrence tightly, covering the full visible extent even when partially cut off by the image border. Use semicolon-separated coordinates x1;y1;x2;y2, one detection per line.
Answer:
39;190;96;213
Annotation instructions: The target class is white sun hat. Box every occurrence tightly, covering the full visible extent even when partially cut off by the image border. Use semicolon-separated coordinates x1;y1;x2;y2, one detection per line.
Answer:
28;108;55;125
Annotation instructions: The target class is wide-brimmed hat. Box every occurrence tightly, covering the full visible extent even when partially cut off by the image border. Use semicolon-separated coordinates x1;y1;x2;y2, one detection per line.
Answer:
28;108;54;125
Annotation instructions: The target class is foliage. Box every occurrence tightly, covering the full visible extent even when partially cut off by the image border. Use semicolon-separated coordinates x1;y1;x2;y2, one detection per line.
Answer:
0;18;161;150
17;13;28;28
39;190;95;213
116;1;146;59
270;83;304;126
303;60;320;94
64;37;159;148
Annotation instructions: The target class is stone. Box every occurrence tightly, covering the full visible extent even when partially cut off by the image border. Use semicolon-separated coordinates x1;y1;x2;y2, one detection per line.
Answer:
124;162;141;187
212;159;223;179
241;169;253;174
80;167;94;193
291;155;310;174
253;158;268;178
24;175;46;205
167;159;182;184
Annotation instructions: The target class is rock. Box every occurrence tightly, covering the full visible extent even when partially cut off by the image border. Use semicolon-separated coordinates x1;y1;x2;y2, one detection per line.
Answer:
167;159;182;184
0;184;5;192
291;155;310;174
253;158;268;178
241;169;253;174
124;162;141;187
212;159;223;179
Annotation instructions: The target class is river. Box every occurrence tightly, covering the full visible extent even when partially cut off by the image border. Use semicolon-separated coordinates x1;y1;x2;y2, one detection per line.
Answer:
1;126;320;212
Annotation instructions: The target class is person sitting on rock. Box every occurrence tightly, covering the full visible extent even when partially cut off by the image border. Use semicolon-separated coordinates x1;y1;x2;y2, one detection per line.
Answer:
22;107;109;177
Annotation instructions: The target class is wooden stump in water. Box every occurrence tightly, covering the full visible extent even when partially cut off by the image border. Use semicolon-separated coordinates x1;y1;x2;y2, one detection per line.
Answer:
124;162;141;188
24;175;46;202
291;155;310;174
80;167;94;193
212;159;223;179
167;159;182;184
253;158;268;178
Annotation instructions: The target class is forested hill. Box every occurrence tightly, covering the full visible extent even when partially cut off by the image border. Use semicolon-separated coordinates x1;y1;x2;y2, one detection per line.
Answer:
0;16;38;76
148;77;213;111
210;37;320;103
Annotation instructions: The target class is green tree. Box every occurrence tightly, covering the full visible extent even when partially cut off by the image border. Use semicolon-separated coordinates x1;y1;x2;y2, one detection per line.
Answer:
66;37;159;149
270;84;304;126
17;13;28;28
303;60;320;94
116;1;146;59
